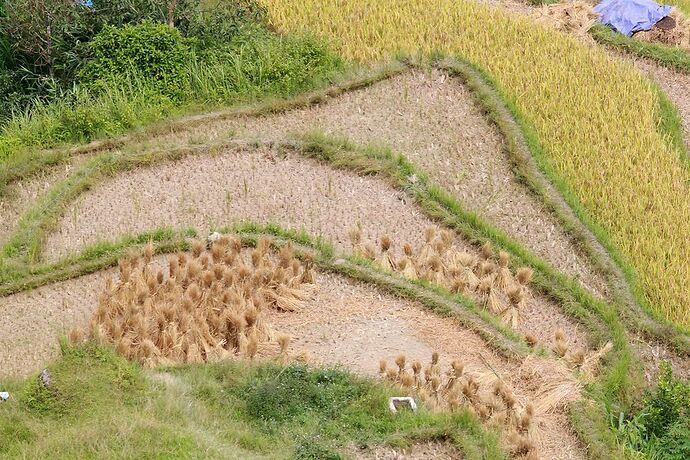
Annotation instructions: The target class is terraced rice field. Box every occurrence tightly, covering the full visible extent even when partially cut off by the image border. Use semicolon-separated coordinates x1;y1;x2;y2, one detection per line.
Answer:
260;0;690;328
2;10;690;457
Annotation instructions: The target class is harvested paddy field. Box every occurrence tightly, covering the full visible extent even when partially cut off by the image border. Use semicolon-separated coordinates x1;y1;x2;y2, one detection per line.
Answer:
2;11;689;455
139;69;608;298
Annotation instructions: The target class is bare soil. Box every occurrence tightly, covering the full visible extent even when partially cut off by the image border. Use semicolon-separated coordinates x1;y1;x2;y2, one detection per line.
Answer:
147;70;606;298
44;145;591;351
270;272;586;460
45;146;434;260
0;270;108;377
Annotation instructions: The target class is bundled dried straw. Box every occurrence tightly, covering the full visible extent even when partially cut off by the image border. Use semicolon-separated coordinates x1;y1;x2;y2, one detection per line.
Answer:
381;351;538;457
353;227;533;329
519;355;582;415
635;9;690;52
75;237;317;367
532;1;601;39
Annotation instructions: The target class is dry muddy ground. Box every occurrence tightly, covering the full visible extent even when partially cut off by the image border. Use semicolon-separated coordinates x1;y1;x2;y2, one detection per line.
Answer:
143;70;607;298
0;264;586;459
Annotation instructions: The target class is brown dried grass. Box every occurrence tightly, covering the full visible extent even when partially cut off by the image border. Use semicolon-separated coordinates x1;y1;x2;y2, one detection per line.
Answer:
381;350;540;457
361;227;534;329
635;9;690;51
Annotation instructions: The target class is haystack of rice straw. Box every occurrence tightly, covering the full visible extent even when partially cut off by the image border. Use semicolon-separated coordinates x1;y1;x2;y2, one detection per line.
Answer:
531;1;601;39
353;227;533;329
532;0;690;52
635;9;690;51
71;236;317;367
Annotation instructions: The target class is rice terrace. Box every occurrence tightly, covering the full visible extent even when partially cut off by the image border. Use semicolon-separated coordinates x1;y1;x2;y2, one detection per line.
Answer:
2;0;690;458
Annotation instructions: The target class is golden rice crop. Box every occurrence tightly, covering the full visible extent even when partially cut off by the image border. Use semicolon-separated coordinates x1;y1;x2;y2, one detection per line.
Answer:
261;0;690;326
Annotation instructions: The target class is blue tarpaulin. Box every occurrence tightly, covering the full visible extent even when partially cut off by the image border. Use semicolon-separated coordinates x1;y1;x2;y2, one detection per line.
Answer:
594;0;672;36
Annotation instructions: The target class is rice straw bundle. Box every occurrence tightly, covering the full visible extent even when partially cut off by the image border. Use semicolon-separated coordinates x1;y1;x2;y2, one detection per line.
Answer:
79;235;318;366
375;235;397;272
532;1;600;39
635;9;690;51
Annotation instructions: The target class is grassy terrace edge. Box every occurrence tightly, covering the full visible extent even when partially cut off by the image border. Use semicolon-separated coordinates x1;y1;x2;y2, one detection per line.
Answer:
432;58;690;354
0;222;619;457
591;24;690;75
3;59;689;457
0;344;505;459
0;61;407;198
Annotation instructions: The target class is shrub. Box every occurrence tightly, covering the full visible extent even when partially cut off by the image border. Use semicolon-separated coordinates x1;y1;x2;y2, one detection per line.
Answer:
615;361;690;457
177;0;267;48
642;361;690;439
654;419;690;460
81;20;190;100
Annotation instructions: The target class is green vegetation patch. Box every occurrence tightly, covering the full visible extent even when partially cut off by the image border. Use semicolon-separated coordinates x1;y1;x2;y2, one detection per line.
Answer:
0;344;504;459
615;362;690;459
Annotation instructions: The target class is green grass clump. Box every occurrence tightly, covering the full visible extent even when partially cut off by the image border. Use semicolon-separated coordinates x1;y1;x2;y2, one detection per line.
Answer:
0;344;504;459
614;361;690;459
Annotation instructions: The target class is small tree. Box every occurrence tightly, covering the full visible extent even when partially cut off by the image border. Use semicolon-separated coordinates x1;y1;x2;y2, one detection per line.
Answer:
0;0;78;77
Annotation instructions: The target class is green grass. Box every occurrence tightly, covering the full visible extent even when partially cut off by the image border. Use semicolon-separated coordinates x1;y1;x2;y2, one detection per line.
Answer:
591;24;690;75
0;28;345;198
0;343;505;459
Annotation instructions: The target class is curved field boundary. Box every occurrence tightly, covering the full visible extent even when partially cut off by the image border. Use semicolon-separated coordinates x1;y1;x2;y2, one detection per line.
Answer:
435;59;690;355
590;24;690;75
3;63;687;357
0;223;618;457
0;62;407;198
260;0;690;333
2;132;611;349
0;223;529;360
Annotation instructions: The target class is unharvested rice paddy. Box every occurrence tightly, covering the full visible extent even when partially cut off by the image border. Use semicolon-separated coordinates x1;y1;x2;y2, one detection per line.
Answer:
260;0;690;326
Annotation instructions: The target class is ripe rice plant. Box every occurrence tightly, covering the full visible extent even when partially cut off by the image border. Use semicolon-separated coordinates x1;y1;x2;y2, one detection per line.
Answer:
73;237;317;366
354;227;534;330
259;0;690;327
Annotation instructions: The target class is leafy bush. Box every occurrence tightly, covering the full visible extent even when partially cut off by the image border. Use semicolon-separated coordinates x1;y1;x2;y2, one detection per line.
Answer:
81;20;190;100
643;361;690;438
615;361;690;458
654;419;690;460
177;0;267;48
